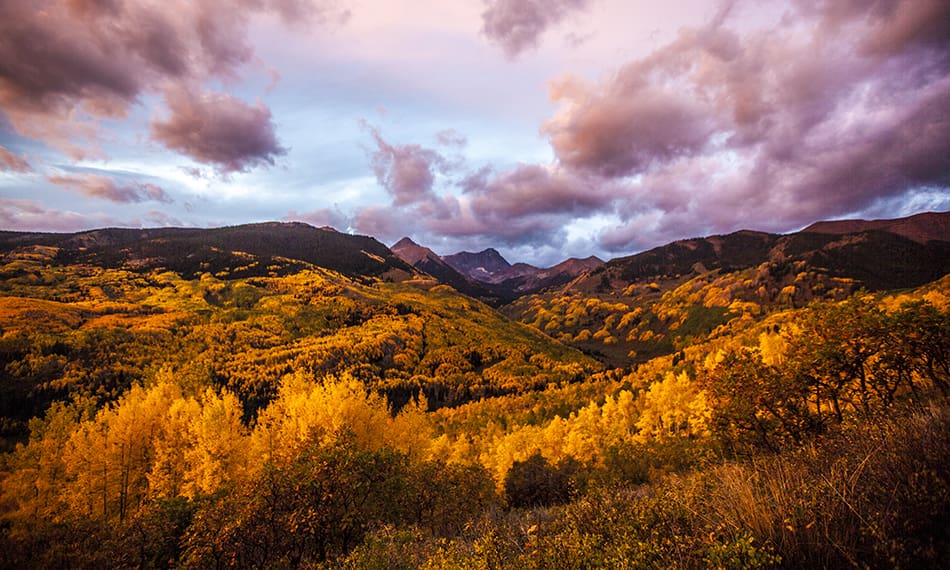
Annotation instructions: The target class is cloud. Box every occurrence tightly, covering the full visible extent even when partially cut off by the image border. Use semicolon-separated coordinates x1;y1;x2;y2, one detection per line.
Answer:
365;125;448;206
355;134;616;248
141;209;184;227
352;205;416;241
0;0;339;162
805;0;950;56
481;0;593;57
544;70;720;177
151;86;287;174
49;173;174;204
431;164;617;247
0;198;116;232
284;207;349;230
538;0;950;253
0;146;32;173
435;129;467;148
466;163;615;219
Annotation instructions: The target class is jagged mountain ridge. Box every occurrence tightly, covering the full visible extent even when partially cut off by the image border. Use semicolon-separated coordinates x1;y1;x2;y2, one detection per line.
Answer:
398;241;605;298
500;211;950;368
440;248;605;289
391;237;505;303
443;248;514;282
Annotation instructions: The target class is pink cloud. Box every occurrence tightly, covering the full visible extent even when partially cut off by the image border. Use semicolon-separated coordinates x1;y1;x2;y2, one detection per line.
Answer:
49;173;173;204
435;129;468;148
151;86;286;174
284;207;349;230
365;125;448;206
482;0;593;57
0;198;116;232
355;148;614;248
538;0;950;253
0;146;32;173
348;0;948;258
467;163;615;219
141;209;184;227
0;0;340;163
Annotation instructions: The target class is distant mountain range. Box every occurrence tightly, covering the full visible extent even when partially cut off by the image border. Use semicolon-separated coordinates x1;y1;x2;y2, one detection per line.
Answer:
390;237;503;301
1;212;947;300
392;238;604;300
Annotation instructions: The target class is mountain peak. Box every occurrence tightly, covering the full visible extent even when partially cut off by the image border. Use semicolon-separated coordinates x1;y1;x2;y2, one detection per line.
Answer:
391;236;442;266
443;249;512;282
392;236;419;249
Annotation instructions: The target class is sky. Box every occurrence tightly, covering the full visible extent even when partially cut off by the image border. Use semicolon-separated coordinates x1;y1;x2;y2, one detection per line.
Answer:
1;0;948;267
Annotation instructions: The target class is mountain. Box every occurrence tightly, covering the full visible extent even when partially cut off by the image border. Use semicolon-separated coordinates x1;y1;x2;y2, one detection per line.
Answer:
390;237;443;267
0;230;600;445
443;248;514;283
0;222;415;280
803;211;950;244
505;211;950;367
391;237;504;303
442;248;603;289
500;256;605;294
574;212;950;294
2;213;948;568
422;246;604;298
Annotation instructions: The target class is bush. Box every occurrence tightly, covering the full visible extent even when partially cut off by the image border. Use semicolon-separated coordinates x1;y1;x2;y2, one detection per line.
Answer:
504;453;581;508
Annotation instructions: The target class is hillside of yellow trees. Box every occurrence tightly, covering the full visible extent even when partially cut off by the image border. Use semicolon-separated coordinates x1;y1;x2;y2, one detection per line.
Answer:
1;225;948;569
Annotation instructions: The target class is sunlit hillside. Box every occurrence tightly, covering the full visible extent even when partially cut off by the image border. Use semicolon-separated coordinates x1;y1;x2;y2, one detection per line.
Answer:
1;221;948;569
0;241;598;447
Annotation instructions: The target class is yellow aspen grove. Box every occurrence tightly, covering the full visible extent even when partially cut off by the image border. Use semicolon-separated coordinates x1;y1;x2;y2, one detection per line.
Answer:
250;373;393;466
62;380;182;521
148;396;202;498
182;388;249;496
636;371;711;441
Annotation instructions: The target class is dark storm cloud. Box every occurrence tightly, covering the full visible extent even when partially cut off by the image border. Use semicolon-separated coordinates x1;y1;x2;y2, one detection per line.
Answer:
151;87;286;174
481;0;593;57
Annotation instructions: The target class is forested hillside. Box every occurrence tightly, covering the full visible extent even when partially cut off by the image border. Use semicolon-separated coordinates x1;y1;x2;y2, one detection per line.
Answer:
0;242;596;447
1;219;948;569
505;216;950;366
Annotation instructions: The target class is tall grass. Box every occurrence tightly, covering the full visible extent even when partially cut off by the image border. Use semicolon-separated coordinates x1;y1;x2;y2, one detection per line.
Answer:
694;403;950;568
330;404;950;569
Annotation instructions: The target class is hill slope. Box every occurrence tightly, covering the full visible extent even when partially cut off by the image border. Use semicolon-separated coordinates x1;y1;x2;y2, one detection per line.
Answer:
506;211;950;366
577;212;950;294
0;248;599;446
0;222;415;279
803;211;950;244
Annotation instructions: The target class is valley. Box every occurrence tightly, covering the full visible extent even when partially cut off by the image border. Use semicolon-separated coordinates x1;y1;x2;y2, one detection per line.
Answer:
0;212;948;568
